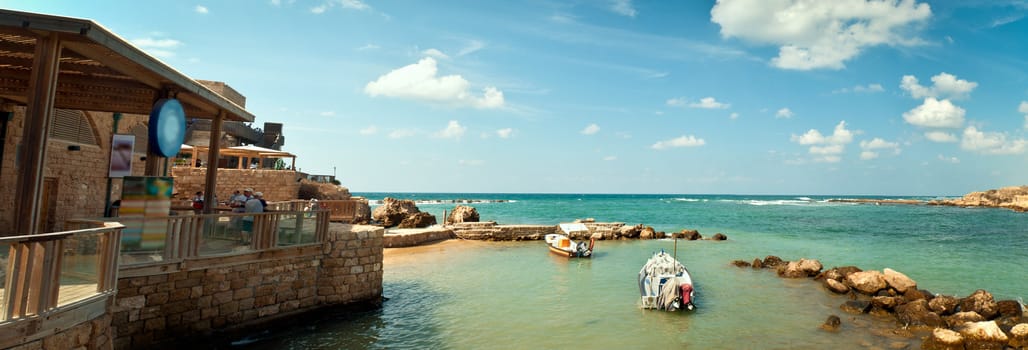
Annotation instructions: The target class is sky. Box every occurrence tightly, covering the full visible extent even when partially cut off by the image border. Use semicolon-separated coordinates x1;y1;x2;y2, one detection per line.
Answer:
4;0;1028;195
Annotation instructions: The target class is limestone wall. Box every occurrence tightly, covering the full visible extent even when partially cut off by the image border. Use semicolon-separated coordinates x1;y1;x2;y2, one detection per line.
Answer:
383;227;455;247
170;167;301;202
110;223;383;349
6;314;113;350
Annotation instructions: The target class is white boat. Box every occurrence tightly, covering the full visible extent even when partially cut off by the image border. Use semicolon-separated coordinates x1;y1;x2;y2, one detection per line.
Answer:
544;223;595;258
638;250;695;311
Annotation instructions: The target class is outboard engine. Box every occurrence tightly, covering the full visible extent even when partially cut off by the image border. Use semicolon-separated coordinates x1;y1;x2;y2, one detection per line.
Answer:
680;283;695;310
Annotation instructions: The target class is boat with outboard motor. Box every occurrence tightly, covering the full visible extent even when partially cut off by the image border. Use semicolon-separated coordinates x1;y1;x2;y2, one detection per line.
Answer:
638;249;695;311
544;223;595;258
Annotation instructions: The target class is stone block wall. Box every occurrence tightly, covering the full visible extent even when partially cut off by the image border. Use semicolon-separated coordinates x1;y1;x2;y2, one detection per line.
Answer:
110;223;383;349
383;227;455;247
170;167;301;202
7;314;113;350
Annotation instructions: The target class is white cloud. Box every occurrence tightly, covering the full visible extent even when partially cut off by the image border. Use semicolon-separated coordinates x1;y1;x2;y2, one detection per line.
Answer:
730;112;739;120
900;72;977;100
312;0;370;13
603;155;618;161
710;0;931;70
775;108;793;119
666;97;687;107
611;0;637;17
130;37;182;58
689;97;730;109
365;57;505;109
924;131;957;143
496;128;514;138
651;135;706;150
858;137;900;160
833;83;884;94
359;126;378;135
903;98;965;128
195;5;209;14
860;151;878;160
790;121;854;162
1020;101;1028;129
937;154;960;163
961;126;1027;155
389;129;415;139
581;123;600;135
435;120;466;139
457;40;485;56
422;48;449;59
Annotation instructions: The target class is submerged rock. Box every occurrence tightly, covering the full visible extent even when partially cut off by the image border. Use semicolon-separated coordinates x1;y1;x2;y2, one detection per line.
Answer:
761;255;785;268
778;258;823;278
731;260;751;268
820;315;841;332
841;300;871;314
710;232;727;240
751;258;763;269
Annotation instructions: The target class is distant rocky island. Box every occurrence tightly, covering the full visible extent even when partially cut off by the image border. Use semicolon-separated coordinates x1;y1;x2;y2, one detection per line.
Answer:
930;185;1028;212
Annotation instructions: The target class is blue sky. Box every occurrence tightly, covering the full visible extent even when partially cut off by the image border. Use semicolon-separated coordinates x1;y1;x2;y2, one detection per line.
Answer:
6;0;1028;195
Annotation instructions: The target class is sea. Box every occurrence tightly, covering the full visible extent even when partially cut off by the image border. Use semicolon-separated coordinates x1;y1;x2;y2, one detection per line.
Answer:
237;193;1028;349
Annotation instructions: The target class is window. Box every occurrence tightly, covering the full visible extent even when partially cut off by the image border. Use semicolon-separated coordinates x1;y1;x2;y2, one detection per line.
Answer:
48;109;98;145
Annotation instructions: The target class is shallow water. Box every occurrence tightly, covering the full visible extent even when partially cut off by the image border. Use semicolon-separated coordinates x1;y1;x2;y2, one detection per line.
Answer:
236;193;1028;349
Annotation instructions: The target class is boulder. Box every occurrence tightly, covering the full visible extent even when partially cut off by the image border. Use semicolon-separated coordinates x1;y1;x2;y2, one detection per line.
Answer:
955;321;1008;349
398;212;437;228
372;197;422;228
996;300;1023;318
921;328;964;350
845;270;887;295
928;295;960;316
824;279;850;294
710;233;727;240
895;299;944;329
820;315;841;332
871;296;901;311
761;255;785;268
903;288;931;303
819;266;862;282
679;229;702;240
778;258;823;278
297;179;352;200
639;226;656;239
841;300;871;314
447;205;479;224
751;258;763;269
959;289;999;320
882;268;917;294
352;200;372;224
943;311;984;328
1009;323;1028;348
619;225;642;239
654;231;667;239
731;260;751;268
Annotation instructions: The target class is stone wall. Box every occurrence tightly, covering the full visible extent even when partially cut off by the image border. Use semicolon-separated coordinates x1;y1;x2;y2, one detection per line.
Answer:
6;314;114;350
383;227;455;247
170;167;301;202
449;222;557;240
110;223;383;349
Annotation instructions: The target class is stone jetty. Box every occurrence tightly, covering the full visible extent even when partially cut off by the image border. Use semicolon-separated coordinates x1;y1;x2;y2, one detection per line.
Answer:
732;256;1027;349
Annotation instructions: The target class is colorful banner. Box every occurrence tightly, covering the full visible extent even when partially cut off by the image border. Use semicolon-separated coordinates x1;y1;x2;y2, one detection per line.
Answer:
120;176;173;251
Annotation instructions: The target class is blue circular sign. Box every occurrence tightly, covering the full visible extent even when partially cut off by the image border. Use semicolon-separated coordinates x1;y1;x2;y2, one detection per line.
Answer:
148;98;187;158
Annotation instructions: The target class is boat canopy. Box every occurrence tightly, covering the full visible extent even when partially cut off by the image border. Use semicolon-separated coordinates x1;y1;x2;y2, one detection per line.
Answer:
558;223;589;234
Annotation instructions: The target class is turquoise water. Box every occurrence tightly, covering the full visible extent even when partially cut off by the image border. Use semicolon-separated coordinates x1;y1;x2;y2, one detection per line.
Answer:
241;193;1028;349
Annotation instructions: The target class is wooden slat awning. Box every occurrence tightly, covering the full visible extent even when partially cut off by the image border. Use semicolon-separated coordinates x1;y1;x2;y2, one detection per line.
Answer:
192;145;296;158
0;9;254;122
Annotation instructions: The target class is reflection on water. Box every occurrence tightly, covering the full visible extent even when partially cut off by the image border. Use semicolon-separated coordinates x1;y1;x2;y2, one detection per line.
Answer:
236;240;926;349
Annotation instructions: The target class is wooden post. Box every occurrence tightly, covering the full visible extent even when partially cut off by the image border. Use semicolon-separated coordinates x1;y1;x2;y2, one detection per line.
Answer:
14;33;61;236
202;110;224;214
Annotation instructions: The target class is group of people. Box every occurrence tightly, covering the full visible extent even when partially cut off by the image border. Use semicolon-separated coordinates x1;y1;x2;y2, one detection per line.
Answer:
230;188;266;241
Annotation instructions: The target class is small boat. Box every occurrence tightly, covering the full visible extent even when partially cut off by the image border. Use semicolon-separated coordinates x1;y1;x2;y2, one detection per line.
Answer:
544;223;595;258
638;250;695;311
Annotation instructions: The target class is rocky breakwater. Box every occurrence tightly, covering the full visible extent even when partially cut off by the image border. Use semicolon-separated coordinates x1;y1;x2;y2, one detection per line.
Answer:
732;256;1027;349
447;215;730;242
929;185;1028;212
372;197;436;228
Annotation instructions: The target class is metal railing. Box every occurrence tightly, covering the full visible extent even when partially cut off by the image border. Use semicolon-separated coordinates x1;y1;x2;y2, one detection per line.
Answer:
0;222;123;322
67;209;329;267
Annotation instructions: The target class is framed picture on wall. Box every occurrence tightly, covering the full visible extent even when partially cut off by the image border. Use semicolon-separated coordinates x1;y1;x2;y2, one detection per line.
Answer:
109;134;135;178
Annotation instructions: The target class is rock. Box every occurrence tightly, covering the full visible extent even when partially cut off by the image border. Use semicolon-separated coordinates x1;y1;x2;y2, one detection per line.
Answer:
298;179;352;200
882;268;917;294
959;289;999;320
937;185;1028;211
895;299;944;329
654;231;666;239
955;321;1008;349
996;300;1023;318
820;266;863;282
887;341;909;350
731;260;751;268
590;232;603;240
777;258;823;278
943;311;984;328
710;232;727;240
352;200;372;224
824;279;850;294
751;258;763;269
447;205;479;224
841;300;871;314
928;295;960;316
820;315;841;332
845;270;887;295
639;226;656;239
921;328;964;350
903;288;931;304
1009;323;1028;348
679;229;702;240
761;255;785;268
619;225;642;239
994;316;1023;334
372;197;421;228
397;212;437;228
871;296;901;311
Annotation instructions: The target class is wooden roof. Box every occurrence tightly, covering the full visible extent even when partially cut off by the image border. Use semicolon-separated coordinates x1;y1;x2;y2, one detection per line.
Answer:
0;9;254;122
